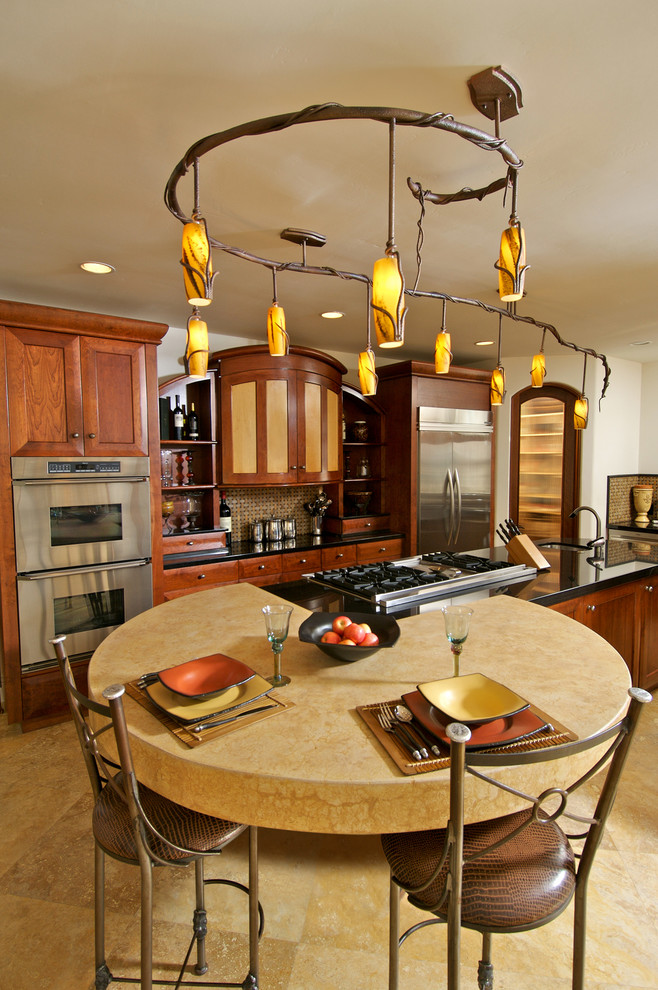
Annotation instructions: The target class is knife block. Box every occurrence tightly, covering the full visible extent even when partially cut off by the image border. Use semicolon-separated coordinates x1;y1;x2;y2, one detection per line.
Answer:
506;534;551;571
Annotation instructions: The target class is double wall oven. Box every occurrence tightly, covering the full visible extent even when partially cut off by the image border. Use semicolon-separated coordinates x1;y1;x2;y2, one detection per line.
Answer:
11;457;153;667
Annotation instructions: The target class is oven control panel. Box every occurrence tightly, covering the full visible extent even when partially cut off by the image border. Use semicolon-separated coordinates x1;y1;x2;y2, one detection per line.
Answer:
47;461;121;475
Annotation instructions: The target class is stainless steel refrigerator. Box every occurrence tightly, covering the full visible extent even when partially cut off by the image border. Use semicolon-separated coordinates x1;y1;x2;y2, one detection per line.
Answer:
417;406;493;553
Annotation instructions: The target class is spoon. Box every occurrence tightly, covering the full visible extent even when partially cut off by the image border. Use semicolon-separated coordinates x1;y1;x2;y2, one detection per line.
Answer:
394;705;443;756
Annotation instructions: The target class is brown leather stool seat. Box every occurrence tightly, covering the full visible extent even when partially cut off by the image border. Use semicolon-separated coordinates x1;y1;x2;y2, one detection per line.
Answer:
94;771;246;864
383;807;575;932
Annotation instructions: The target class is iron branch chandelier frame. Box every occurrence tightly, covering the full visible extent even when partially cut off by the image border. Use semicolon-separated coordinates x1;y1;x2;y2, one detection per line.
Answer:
164;96;610;403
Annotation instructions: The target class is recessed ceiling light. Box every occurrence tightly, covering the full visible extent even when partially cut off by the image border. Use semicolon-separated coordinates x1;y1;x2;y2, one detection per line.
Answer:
80;261;115;274
321;311;344;319
475;339;495;346
630;340;653;346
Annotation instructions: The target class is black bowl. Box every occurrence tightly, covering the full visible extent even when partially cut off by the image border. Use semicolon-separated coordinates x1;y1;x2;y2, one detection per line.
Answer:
298;611;400;661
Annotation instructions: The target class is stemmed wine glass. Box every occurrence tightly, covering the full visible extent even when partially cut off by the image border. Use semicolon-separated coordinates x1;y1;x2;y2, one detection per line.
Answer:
441;605;473;677
262;604;294;687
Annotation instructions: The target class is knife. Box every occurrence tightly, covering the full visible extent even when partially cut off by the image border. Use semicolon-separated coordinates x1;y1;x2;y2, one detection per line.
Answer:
496;525;509;545
191;703;277;734
506;518;521;536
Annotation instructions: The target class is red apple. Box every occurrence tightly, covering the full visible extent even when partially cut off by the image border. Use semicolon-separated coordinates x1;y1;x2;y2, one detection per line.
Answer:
360;623;372;633
338;637;356;646
345;622;366;644
320;630;341;644
332;615;352;635
361;631;379;647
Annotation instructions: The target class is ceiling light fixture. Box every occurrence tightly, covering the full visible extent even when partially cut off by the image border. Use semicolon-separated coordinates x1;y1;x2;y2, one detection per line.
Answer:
164;70;610;408
475;340;495;347
574;353;589;430
357;284;378;397
80;261;115;274
321;311;345;319
185;308;209;378
434;298;452;374
490;312;506;406
531;328;547;387
267;268;289;357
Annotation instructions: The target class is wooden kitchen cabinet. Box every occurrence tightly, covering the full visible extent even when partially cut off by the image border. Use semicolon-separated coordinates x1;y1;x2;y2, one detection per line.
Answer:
636;578;658;689
0;300;167;728
211;346;345;486
6;327;148;456
356;537;404;563
549;576;658;689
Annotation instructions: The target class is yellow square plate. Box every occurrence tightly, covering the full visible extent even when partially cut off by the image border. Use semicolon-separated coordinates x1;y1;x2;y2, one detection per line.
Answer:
416;672;529;724
145;673;272;724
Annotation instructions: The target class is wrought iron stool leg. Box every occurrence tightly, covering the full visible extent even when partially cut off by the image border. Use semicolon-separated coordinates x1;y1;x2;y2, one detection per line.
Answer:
140;857;154;990
388;876;400;990
194;859;209;976
244;825;260;990
94;842;113;990
477;932;494;990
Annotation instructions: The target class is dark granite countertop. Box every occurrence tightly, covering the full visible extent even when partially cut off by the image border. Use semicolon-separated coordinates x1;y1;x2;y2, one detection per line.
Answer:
608;519;658;536
162;530;405;569
265;536;658;618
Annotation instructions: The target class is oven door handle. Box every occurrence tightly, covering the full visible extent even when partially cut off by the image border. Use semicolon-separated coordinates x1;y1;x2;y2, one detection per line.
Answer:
18;559;151;580
13;477;149;485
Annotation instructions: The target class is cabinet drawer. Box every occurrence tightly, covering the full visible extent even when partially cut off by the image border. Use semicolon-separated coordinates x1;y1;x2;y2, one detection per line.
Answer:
281;549;323;574
356;538;404;563
338;515;390;534
162;532;227;555
321;544;358;568
239;555;283;580
163;559;239;591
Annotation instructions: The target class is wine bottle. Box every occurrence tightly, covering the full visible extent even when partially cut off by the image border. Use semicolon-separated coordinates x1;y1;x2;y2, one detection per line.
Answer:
220;490;232;546
173;395;184;441
187;402;199;440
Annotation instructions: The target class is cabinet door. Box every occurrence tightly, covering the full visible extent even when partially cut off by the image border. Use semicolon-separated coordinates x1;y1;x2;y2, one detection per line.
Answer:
80;338;148;456
221;371;297;484
5;327;84;455
297;374;342;484
637;579;658;690
580;583;637;682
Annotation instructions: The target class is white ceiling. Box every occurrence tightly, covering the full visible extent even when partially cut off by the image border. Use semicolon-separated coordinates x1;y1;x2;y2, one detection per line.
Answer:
3;0;658;382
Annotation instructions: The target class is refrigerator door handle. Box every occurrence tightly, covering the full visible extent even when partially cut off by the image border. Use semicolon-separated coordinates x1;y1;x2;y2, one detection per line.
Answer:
453;467;462;546
447;469;456;544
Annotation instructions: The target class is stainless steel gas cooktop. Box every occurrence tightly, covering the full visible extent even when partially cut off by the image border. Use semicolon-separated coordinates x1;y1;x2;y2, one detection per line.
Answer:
304;551;536;609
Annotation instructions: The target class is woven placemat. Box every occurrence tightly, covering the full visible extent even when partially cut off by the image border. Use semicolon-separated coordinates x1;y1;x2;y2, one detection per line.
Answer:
357;700;577;775
125;680;294;747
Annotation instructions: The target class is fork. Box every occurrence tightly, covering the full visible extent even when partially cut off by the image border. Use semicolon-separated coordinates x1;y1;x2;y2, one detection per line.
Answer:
382;703;429;759
376;710;423;761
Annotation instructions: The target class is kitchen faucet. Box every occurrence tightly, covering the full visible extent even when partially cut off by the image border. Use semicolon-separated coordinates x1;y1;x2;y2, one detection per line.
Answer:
570;505;605;549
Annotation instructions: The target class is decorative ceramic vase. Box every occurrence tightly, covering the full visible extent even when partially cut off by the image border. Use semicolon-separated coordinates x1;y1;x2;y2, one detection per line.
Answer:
632;485;653;524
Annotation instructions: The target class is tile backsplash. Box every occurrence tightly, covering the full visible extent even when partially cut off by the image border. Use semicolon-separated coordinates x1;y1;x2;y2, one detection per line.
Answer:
221;486;335;542
607;474;658;523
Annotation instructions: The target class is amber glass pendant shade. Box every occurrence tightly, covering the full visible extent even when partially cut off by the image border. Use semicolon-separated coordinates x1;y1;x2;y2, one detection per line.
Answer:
182;218;213;306
530;351;546;387
574;395;589;430
497;224;527;302
185;313;209;378
358;347;378;396
372;254;405;347
490;366;506;406
434;331;452;374
267;305;289;356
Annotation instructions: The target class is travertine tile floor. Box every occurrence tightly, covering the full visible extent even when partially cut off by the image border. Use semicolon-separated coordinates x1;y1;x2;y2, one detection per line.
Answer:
1;700;657;990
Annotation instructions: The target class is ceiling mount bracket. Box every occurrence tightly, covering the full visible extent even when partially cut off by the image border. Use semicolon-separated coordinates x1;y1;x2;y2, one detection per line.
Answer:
280;228;326;248
467;66;523;124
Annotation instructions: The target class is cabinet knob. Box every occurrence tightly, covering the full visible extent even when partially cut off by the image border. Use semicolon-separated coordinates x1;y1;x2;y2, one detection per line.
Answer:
87;433;96;439
258;564;265;570
71;432;80;438
198;573;206;580
300;465;306;470
586;604;596;612
300;558;306;563
187;541;194;546
379;546;386;553
336;553;344;558
291;465;297;470
645;585;654;592
366;522;372;527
